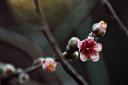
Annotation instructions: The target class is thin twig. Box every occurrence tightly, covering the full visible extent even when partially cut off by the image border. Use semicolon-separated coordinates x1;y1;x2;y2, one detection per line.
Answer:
101;0;128;38
0;51;78;79
33;0;88;85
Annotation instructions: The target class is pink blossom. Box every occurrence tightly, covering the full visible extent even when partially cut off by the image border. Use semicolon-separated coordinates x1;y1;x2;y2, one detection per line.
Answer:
92;20;107;37
42;58;57;72
77;37;102;62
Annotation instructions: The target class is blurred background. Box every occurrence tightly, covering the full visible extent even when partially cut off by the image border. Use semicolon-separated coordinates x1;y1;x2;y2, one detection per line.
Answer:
0;0;128;85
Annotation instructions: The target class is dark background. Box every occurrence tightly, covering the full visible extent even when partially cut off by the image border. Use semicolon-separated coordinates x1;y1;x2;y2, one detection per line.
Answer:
0;0;128;85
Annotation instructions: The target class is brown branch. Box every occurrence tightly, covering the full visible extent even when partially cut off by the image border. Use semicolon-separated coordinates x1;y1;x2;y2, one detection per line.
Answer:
33;0;88;85
101;0;128;39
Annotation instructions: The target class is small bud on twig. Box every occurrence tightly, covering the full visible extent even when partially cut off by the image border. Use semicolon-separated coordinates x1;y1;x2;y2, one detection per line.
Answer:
92;20;107;38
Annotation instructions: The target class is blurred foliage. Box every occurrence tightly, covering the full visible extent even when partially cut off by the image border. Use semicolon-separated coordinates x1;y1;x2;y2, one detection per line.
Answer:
7;0;72;27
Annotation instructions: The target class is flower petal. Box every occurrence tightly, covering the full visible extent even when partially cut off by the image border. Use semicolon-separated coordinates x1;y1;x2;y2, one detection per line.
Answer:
42;57;57;72
92;23;99;31
90;54;99;62
77;41;83;49
99;21;107;30
94;43;102;52
87;36;94;40
68;37;80;47
80;53;87;62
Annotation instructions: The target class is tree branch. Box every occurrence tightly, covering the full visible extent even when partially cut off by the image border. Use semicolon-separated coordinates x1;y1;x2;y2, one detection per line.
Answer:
101;0;128;39
33;0;88;85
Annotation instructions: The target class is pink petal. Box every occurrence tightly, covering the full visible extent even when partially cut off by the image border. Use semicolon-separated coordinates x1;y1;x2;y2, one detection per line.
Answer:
80;53;87;62
99;21;107;30
45;58;55;64
90;54;99;62
77;41;83;49
42;58;57;70
94;43;102;52
42;63;47;70
87;36;94;40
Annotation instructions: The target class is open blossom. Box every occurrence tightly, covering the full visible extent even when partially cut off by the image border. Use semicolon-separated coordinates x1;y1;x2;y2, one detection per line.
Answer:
77;37;102;62
92;20;107;37
42;58;57;72
34;57;57;72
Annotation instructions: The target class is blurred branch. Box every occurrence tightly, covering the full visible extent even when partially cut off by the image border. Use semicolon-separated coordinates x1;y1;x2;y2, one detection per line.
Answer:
101;0;128;38
0;52;79;80
33;0;88;85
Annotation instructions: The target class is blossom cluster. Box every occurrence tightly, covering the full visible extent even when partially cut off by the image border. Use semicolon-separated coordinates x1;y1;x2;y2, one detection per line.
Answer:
67;20;107;62
35;57;57;73
0;20;107;82
35;20;107;73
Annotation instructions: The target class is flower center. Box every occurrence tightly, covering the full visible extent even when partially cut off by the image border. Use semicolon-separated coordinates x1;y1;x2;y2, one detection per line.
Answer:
86;48;89;50
47;64;55;72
